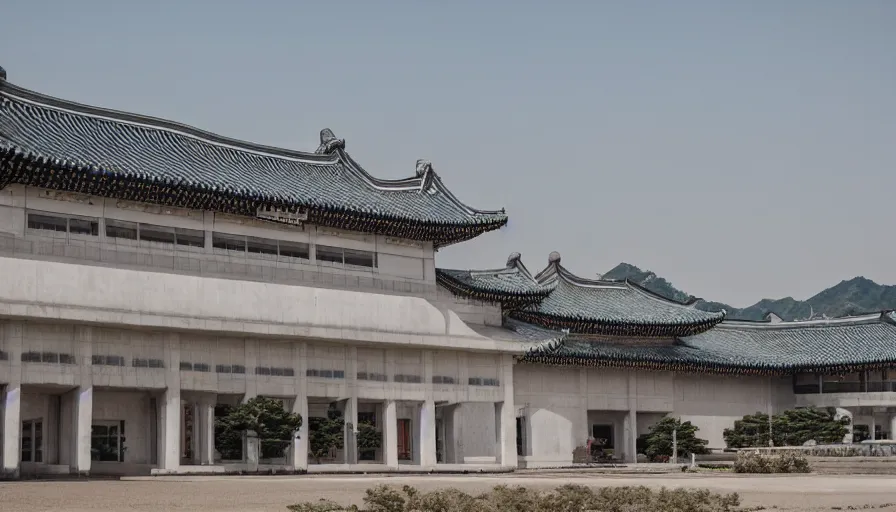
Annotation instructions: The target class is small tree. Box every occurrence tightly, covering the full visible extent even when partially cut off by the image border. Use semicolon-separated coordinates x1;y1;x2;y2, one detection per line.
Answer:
640;417;708;461
724;407;849;448
218;397;303;459
357;420;383;461
309;404;345;463
723;412;772;449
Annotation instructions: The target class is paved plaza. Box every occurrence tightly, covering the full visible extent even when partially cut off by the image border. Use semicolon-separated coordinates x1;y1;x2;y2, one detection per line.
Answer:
2;472;896;511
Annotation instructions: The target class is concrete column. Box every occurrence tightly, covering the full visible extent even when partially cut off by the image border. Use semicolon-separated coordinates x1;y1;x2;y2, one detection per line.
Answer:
890;415;896;441
72;326;93;474
627;372;638;463
2;322;23;478
871;415;877;441
495;354;517;468
190;403;201;465
160;388;181;471
160;334;181;472
291;342;309;471
198;399;215;465
290;393;309;471
419;399;437;467
343;396;358;464
73;386;93;474
1;383;22;477
383;400;398;468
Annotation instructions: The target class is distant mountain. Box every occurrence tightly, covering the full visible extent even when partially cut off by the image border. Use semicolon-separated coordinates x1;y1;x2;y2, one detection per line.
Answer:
602;263;896;321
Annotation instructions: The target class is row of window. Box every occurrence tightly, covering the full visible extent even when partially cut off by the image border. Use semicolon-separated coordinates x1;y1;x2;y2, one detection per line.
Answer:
26;211;377;267
22;351;76;364
18;351;499;386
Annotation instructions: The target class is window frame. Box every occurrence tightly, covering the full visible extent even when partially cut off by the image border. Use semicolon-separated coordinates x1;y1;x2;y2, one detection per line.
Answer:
26;211;100;239
21;419;43;463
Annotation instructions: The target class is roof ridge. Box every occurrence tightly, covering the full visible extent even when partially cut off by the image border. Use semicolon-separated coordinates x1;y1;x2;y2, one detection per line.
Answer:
0;80;336;164
717;311;888;330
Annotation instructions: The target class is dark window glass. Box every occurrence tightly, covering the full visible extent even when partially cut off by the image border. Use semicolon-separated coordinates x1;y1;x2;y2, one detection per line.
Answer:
231;365;246;374
69;218;100;236
175;228;205;248
344;249;376;268
212;233;246;252
246;236;278;256
27;213;67;232
179;362;193;371
193;363;211;372
139;224;175;245
106;220;138;241
316;245;343;264
278;241;309;260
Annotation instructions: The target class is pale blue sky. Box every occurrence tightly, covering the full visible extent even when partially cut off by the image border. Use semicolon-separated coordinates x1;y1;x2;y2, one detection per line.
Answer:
2;0;894;307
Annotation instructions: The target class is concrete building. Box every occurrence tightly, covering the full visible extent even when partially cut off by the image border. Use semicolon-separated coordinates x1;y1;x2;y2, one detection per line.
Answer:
1;64;895;477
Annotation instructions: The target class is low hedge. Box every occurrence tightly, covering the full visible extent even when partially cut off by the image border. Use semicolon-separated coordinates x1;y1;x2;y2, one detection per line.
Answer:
733;451;811;473
288;484;743;512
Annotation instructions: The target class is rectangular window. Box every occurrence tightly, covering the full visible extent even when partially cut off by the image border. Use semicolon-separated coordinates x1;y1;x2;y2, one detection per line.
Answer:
139;223;176;245
69;217;100;236
175;228;205;248
27;212;99;237
106;219;138;241
344;249;376;268
27;213;67;233
278;241;309;260
212;233;246;252
397;419;412;461
91;421;125;462
246;236;278;256
92;355;125;366
21;420;43;463
316;245;344;264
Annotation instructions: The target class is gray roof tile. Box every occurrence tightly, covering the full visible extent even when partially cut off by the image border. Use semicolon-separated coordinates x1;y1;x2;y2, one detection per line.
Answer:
0;78;506;246
519;312;896;375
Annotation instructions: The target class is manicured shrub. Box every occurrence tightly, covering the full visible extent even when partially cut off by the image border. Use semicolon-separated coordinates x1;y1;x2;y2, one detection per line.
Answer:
287;484;742;512
733;451;810;473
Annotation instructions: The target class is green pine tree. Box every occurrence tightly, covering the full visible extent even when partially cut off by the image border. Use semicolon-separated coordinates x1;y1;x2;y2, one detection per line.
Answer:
309;404;346;463
639;417;709;460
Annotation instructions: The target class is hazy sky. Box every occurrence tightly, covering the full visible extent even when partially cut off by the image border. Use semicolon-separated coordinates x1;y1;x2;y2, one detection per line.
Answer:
2;0;894;307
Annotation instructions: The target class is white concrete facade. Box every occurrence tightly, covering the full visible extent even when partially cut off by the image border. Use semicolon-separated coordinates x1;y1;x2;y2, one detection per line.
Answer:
1;185;895;477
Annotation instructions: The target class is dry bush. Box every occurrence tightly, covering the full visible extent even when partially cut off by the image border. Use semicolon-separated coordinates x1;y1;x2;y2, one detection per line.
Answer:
287;484;742;512
733;451;810;474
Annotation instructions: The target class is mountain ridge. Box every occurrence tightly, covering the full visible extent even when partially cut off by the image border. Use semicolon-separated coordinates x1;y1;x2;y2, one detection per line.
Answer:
602;263;895;321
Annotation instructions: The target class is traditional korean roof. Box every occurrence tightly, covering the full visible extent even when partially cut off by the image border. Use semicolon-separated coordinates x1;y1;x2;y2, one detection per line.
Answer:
518;311;896;376
439;251;725;336
0;69;506;246
437;252;553;308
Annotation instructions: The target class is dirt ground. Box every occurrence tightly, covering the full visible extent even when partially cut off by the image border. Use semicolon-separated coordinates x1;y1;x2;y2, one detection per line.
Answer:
2;472;896;512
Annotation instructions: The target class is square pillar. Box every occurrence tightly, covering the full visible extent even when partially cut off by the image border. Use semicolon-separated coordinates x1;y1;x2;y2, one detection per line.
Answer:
73;386;93;474
159;388;181;471
419;399;437;467
1;383;22;478
383;400;399;468
290;393;308;471
495;354;518;468
343;397;358;464
198;398;215;465
627;372;638;464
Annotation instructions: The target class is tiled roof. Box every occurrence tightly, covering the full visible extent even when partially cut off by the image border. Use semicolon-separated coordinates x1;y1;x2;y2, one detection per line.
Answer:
0;74;506;246
519;312;896;375
438;251;724;336
436;253;553;307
